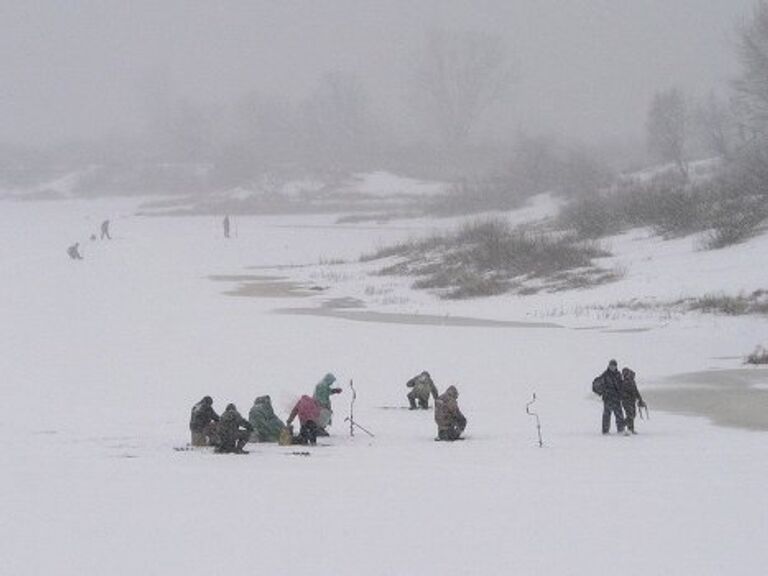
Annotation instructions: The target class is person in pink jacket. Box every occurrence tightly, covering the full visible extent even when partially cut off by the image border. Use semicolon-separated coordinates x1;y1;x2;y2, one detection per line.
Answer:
287;395;322;445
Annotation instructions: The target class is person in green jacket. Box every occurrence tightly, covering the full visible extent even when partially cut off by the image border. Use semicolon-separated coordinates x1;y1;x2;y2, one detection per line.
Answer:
248;395;287;443
313;372;342;433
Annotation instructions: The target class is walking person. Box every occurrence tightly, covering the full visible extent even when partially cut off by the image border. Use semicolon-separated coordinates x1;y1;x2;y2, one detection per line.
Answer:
621;367;647;434
223;215;231;239
100;219;111;240
592;359;627;435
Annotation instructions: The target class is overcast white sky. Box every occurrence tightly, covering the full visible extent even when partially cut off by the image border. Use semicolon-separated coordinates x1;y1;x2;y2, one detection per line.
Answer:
0;0;755;146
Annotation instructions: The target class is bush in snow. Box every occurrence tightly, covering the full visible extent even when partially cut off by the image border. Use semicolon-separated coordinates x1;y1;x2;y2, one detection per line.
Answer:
558;168;767;248
362;218;617;299
746;345;768;365
688;291;768;316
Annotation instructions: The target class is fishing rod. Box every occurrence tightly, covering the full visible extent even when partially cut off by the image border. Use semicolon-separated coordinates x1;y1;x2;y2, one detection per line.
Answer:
526;393;544;448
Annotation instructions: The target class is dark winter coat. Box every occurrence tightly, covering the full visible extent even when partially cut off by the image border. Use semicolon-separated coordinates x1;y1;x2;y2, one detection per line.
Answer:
249;396;286;442
189;400;220;433
406;372;439;401
593;368;623;403
621;369;644;406
218;406;253;445
67;243;82;260
435;386;467;431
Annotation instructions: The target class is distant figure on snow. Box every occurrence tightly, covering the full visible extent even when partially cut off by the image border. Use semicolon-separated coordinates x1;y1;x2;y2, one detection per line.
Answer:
592;359;627;435
216;403;253;454
223;215;230;239
100;219;111;240
621;367;646;434
287;395;323;445
67;242;83;260
434;385;467;441
406;371;439;410
248;395;287;443
189;396;220;446
313;372;342;433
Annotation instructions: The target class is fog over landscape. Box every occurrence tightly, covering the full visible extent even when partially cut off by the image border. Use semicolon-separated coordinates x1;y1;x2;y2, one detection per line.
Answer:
0;1;754;153
4;3;768;576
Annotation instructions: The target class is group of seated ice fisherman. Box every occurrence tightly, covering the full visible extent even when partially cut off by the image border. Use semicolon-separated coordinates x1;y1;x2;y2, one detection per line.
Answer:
189;371;468;453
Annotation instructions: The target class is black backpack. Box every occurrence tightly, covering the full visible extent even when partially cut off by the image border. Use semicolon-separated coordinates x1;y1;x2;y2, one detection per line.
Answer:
592;376;604;396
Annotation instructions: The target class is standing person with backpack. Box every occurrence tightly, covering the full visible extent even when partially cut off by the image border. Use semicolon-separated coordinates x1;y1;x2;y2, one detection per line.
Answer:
592;359;627;435
621;367;647;434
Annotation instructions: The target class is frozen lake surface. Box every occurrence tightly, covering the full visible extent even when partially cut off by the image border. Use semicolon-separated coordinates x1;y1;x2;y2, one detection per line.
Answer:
2;197;767;575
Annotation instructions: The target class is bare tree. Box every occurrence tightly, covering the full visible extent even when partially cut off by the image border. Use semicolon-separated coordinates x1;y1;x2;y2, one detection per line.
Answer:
647;88;689;178
693;92;734;160
147;98;216;163
734;2;768;139
208;91;299;186
301;71;370;165
413;29;512;149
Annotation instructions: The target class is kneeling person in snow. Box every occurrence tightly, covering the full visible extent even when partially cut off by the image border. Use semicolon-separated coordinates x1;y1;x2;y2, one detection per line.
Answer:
287;395;323;446
621;367;646;434
216;403;253;453
67;242;83;260
434;385;467;441
248;395;286;442
313;372;342;433
189;396;220;446
593;359;626;435
406;371;439;410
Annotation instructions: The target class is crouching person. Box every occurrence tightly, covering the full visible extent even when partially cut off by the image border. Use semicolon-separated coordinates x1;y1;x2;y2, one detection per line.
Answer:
67;242;83;260
189;395;220;446
249;395;287;442
434;385;467;441
216;403;253;454
406;371;439;410
287;395;322;446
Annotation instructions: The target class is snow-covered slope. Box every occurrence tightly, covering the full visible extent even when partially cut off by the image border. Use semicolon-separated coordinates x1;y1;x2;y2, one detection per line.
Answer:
2;197;767;576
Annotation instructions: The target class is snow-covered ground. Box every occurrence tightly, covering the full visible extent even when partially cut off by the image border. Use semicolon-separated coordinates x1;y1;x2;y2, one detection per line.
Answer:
340;171;447;198
2;195;768;575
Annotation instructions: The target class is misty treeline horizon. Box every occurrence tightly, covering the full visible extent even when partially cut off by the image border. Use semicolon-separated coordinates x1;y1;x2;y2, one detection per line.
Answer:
0;1;763;204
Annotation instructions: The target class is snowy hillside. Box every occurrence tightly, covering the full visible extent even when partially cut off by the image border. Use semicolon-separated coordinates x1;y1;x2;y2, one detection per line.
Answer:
2;196;768;576
134;171;449;217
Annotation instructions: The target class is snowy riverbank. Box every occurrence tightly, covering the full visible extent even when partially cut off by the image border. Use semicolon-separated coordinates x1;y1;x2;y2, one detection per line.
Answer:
2;196;768;575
